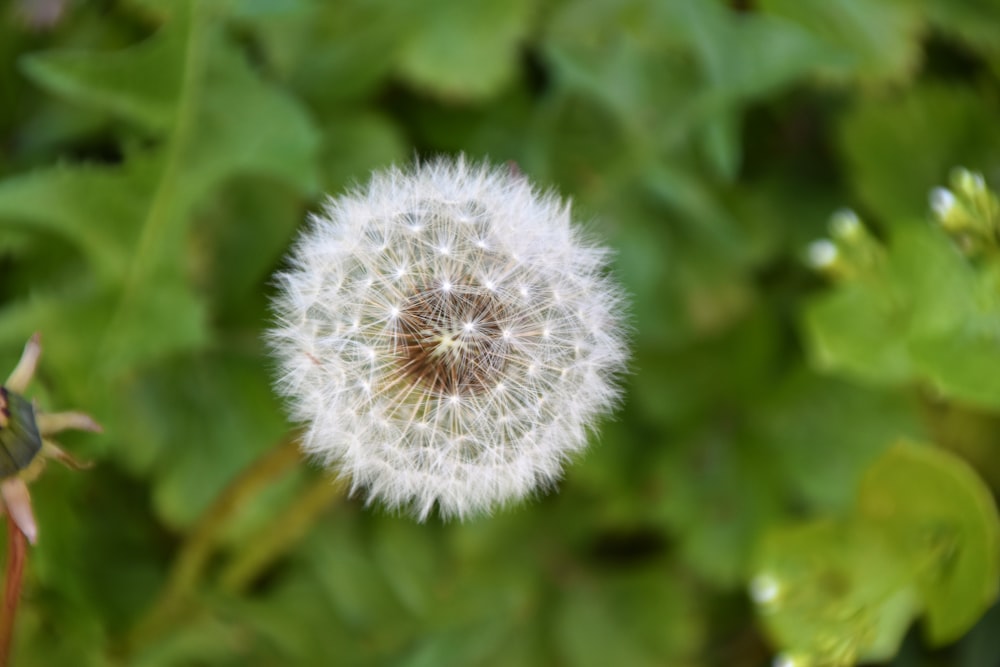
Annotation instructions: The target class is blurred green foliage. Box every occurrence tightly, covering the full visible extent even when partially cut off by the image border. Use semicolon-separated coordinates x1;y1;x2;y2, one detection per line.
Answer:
2;0;1000;665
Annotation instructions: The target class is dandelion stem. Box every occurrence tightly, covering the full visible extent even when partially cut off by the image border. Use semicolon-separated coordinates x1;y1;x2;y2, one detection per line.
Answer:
127;433;303;651
0;513;27;667
218;475;345;594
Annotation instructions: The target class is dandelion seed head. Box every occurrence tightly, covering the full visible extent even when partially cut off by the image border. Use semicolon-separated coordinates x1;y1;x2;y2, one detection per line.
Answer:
269;157;629;520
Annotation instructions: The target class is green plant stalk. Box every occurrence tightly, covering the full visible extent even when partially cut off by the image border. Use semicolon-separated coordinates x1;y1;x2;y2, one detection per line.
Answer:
99;0;206;370
126;434;302;652
218;475;345;594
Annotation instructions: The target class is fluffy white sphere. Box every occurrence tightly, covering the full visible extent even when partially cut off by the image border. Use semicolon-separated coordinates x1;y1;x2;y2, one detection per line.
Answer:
269;157;628;519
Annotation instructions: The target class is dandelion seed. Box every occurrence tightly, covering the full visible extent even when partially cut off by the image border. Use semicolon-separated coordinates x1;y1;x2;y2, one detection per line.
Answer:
269;157;629;519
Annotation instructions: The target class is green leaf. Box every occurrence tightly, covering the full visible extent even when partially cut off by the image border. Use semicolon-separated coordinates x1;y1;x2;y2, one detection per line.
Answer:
175;26;319;197
656;425;784;586
555;585;658;667
0;159;156;284
753;518;920;666
839;83;1000;224
542;0;702;159
189;176;303;318
544;0;841;178
896;227;1000;408
755;372;922;512
1;0;319;380
911;332;1000;408
129;616;249;667
672;3;846;178
804;282;913;385
317;112;407;193
16;594;109;667
859;442;1000;644
754;441;1000;661
760;0;922;84
33;468;166;632
302;513;407;630
138;349;289;527
396;620;526;667
225;578;348;664
20;20;184;131
531;89;636;202
888;225;981;336
371;516;441;617
0;279;205;407
550;566;702;667
922;0;1000;74
803;219;1000;409
395;0;534;100
232;0;410;107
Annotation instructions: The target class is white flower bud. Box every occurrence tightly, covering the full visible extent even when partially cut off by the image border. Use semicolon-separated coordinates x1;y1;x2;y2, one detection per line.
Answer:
952;167;986;194
806;239;838;269
930;187;956;219
750;572;781;605
829;209;861;240
269;158;629;520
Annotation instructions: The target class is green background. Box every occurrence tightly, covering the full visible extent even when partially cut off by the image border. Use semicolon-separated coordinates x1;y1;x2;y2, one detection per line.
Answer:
2;0;1000;665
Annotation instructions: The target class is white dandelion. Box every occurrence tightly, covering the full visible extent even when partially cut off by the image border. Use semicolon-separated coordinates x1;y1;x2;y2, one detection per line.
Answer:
269;157;628;520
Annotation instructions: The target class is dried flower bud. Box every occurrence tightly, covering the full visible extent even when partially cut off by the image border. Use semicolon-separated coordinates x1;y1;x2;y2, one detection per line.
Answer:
269;158;628;519
1;334;100;543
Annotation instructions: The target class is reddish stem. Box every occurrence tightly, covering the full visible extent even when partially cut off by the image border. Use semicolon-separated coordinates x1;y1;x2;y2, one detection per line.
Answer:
0;513;26;667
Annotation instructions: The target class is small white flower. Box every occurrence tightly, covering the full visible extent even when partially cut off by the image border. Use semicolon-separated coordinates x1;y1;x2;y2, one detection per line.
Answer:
269;157;628;519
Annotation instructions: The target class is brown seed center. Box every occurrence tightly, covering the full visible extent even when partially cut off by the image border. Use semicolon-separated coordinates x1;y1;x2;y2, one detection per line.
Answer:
395;285;509;396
